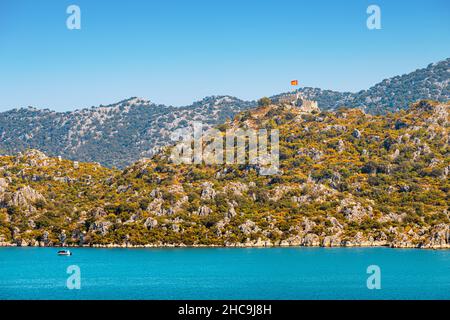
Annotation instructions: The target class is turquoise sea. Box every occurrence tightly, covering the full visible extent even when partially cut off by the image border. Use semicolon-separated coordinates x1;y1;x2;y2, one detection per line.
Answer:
0;247;449;300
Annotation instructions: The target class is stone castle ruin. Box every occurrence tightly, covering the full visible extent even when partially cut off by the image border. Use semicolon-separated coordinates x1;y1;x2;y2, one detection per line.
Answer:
275;92;319;113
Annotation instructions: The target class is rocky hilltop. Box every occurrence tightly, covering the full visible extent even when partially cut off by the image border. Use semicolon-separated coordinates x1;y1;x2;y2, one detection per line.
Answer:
275;58;450;114
0;100;448;248
0;58;448;168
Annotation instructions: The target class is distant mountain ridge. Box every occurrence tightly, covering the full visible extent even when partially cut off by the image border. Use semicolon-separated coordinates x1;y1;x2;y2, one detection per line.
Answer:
0;96;255;168
0;58;448;167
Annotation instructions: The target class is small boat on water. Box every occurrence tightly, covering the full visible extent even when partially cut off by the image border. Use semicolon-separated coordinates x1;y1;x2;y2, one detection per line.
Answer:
57;250;72;256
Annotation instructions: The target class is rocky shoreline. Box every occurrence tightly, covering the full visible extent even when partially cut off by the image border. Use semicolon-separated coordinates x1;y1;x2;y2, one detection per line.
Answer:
1;240;449;249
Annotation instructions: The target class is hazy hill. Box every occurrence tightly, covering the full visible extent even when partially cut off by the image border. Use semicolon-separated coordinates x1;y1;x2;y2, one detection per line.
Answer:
0;96;254;168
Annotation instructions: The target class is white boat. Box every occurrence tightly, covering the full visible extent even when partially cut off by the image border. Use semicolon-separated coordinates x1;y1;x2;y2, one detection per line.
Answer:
57;250;72;256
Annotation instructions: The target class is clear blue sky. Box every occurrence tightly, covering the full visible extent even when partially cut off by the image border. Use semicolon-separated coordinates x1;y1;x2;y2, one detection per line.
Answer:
0;0;449;111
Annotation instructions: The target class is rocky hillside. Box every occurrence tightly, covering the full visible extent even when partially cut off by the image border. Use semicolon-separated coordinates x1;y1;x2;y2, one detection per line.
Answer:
0;100;448;248
0;58;448;168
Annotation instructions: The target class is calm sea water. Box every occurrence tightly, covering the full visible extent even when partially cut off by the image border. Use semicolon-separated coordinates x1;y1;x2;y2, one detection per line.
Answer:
0;247;449;300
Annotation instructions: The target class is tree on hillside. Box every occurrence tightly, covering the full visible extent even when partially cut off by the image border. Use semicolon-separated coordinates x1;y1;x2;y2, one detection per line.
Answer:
258;97;272;107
